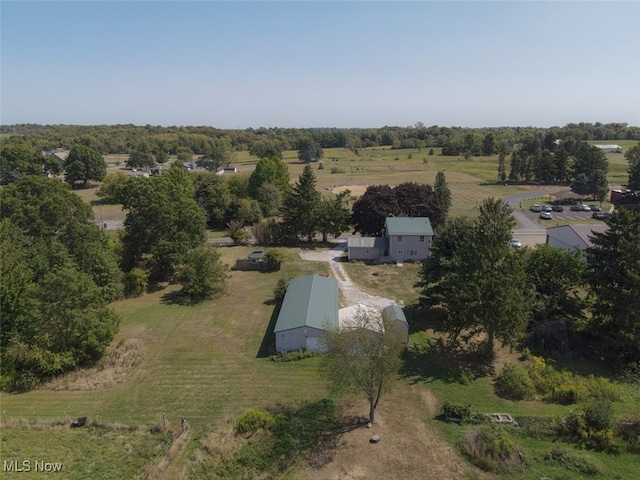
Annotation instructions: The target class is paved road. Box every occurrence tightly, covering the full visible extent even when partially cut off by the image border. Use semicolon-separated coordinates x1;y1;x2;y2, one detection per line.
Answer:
504;187;570;247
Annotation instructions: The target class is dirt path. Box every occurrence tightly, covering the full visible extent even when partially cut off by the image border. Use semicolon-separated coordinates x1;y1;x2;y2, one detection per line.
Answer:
301;385;490;480
299;242;396;310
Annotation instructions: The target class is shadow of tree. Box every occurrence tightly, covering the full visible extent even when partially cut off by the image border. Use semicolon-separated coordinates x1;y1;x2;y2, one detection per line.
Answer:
160;290;193;306
401;336;494;385
267;399;367;470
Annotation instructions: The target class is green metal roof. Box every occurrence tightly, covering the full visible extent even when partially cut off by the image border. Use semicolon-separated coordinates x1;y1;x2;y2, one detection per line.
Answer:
347;236;388;248
274;274;339;333
382;304;408;325
385;216;434;236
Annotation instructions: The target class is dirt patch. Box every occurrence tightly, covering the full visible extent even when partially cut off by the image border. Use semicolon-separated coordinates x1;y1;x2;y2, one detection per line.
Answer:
301;386;488;480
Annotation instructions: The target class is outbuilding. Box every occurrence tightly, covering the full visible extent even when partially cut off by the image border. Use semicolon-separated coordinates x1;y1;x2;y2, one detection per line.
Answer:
274;274;339;352
546;224;609;254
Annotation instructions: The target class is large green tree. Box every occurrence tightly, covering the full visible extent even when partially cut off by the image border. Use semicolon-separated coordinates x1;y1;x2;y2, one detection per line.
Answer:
280;164;321;243
1;176;122;300
0;219;120;391
351;185;399;237
420;198;529;355
317;191;352;242
320;307;404;423
121;165;207;279
297;136;323;163
249;139;283;160
625;142;640;191
64;145;107;187
127;140;156;169
247;156;291;198
586;208;640;365
0;144;60;184
525;245;587;325
571;143;608;180
176;244;230;302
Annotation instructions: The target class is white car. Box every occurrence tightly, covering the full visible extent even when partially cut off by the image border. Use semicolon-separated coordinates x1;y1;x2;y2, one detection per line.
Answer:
540;212;553;220
509;239;522;247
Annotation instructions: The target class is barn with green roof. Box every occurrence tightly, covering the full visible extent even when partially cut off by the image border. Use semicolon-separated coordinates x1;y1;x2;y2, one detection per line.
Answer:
274;274;339;352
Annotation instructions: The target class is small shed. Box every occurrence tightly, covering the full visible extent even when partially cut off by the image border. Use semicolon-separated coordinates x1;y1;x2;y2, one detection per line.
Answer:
274;274;339;352
381;304;409;343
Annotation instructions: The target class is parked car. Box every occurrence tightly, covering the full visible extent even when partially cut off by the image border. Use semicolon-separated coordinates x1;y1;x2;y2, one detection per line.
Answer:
539;212;553;220
589;205;602;212
552;205;564;212
570;204;582;211
530;204;542;212
594;212;612;221
580;205;592;212
509;238;522;247
542;205;553;212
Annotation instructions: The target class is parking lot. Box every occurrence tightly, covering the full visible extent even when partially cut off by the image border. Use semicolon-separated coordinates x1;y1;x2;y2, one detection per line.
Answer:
523;209;607;223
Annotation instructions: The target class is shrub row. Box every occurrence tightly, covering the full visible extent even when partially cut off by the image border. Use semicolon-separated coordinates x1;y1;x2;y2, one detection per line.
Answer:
496;356;623;404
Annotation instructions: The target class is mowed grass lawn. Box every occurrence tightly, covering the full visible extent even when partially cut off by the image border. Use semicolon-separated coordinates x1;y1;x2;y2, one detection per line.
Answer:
1;247;331;430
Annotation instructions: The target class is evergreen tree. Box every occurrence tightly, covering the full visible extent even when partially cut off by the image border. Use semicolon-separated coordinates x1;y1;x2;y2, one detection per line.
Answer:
420;198;529;355
625;142;640;191
434;171;452;218
586;208;640;365
281;164;321;243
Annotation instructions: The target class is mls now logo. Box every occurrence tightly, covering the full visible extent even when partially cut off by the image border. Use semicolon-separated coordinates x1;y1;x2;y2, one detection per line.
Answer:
3;460;63;472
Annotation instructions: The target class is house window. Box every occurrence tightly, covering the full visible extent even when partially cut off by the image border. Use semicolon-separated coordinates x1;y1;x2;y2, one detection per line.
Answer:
398;249;403;255
397;235;403;242
419;235;425;243
410;250;418;256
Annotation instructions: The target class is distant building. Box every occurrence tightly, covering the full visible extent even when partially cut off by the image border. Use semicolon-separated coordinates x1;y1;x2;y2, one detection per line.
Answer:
593;144;622;153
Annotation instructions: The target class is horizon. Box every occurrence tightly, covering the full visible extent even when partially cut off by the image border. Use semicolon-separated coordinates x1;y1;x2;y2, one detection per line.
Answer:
2;1;639;128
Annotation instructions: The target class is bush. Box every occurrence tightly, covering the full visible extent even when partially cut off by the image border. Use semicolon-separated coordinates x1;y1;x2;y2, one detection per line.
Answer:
273;274;293;301
236;408;275;434
514;416;557;440
583;398;614;432
270;350;316;362
551;381;586;405
330;167;345;174
496;363;535;400
442;401;471;421
460;426;524;473
545;445;600;476
123;268;148;298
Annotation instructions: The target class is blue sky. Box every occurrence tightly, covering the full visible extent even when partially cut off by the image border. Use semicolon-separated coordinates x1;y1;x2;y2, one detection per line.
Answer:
2;1;639;128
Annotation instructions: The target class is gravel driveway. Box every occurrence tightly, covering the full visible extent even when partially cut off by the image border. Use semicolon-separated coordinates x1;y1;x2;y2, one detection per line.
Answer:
299;242;396;310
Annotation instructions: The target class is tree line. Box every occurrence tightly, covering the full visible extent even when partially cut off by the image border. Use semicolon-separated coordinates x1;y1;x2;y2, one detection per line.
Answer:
2;122;638;157
420;198;640;368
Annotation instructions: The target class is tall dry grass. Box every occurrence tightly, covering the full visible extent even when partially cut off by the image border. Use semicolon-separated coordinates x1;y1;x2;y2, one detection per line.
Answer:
42;338;144;391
